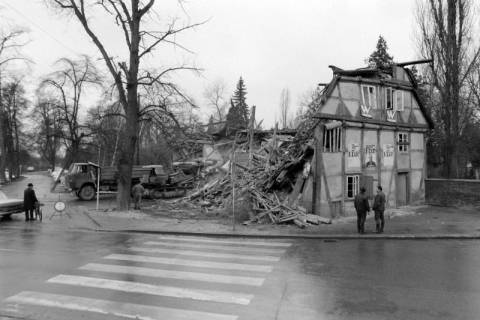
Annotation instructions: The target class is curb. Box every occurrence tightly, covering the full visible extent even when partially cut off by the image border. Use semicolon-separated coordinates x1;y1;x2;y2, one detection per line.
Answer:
96;228;480;240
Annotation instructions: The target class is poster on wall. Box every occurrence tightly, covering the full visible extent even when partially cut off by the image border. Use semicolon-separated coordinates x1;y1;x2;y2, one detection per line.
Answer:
365;144;377;168
347;143;360;169
383;144;394;167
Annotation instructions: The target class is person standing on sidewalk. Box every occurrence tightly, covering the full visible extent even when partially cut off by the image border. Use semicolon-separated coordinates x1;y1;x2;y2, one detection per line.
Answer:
354;187;370;234
23;183;38;221
372;185;386;233
131;181;145;210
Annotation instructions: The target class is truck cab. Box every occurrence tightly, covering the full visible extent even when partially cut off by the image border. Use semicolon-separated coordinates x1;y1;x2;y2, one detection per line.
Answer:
64;162;99;200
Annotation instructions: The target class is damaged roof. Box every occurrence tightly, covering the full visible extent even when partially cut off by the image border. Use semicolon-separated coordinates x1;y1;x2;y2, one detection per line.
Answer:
316;63;434;129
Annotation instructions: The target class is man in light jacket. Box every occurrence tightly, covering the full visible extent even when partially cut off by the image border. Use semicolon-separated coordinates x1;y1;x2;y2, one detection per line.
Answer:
131;181;145;210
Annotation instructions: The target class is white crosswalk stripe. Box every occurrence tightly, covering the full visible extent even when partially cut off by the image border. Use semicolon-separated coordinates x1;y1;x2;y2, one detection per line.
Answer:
143;241;287;254
5;291;238;320
2;236;292;320
128;246;281;261
152;236;292;247
80;263;265;286
105;253;274;272
48;274;253;305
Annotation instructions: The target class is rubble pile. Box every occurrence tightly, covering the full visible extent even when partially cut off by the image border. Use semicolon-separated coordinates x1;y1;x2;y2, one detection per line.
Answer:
247;188;331;228
185;132;330;228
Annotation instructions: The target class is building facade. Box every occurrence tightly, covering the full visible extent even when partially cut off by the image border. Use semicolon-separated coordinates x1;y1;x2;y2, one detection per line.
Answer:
311;64;433;218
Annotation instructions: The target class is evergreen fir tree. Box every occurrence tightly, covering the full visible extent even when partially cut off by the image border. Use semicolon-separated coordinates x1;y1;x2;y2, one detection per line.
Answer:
367;35;394;71
225;99;246;134
232;77;249;124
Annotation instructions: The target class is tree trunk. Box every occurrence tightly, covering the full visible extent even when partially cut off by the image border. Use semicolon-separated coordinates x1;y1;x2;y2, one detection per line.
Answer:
116;105;138;210
115;1;141;211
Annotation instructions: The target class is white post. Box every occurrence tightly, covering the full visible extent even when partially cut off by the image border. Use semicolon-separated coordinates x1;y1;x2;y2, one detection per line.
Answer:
96;166;100;211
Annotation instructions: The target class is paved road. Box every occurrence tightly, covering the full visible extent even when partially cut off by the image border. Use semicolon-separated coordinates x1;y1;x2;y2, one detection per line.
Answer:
1;221;480;319
1;172;117;214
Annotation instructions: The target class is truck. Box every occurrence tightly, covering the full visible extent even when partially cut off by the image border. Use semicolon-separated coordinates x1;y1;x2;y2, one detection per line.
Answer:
64;162;194;201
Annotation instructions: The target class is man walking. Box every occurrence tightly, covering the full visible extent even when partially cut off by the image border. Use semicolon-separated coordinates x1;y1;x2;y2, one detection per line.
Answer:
372;185;386;233
23;183;38;221
131;181;145;210
354;187;370;234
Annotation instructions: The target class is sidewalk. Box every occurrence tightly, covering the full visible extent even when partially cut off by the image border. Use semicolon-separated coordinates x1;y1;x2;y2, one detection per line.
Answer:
2;172;479;239
21;202;480;239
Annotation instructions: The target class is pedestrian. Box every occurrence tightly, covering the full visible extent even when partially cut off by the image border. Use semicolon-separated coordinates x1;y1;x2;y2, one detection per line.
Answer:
23;183;38;221
354;187;370;234
372;185;386;233
131;181;145;210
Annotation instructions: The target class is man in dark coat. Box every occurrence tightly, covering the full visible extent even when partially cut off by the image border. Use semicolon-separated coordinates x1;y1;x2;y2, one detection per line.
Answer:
24;183;38;221
354;187;370;234
372;185;386;233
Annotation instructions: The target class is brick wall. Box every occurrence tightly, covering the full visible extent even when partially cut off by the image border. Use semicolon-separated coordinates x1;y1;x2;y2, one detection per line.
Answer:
425;179;480;206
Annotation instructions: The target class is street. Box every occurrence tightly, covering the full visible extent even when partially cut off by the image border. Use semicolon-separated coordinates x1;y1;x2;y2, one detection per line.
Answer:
1;219;480;319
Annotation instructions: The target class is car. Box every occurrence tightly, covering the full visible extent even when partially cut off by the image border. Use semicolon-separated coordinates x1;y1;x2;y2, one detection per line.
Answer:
26;166;35;172
0;196;24;219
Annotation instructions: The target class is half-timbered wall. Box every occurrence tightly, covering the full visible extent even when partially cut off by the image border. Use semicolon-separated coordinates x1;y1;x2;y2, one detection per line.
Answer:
312;123;426;218
311;71;430;218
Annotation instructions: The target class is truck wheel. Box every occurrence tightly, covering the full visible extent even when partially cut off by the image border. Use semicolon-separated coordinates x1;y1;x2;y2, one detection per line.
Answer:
79;185;95;201
152;190;163;199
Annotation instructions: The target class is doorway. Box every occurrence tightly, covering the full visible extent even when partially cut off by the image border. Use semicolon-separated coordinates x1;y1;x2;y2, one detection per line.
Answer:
397;172;409;206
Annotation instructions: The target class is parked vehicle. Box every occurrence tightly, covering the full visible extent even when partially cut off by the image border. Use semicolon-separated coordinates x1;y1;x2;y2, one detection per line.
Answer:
64;162;194;201
0;198;25;219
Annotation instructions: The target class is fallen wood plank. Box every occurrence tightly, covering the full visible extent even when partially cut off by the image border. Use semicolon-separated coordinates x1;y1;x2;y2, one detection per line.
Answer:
278;213;298;223
268;212;277;223
293;218;307;229
305;214;332;224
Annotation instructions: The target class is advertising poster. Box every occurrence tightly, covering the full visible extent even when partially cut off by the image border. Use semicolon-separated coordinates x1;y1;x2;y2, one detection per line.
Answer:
383;144;394;167
347;143;360;169
365;144;377;168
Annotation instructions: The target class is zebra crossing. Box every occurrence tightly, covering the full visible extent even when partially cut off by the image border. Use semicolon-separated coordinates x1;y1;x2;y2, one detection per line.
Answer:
2;235;292;320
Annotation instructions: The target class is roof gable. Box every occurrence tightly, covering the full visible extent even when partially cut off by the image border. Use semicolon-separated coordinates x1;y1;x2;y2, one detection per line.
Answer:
315;65;434;129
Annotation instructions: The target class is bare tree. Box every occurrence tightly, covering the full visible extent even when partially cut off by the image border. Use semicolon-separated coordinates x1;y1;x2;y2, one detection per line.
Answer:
47;0;202;210
416;0;480;178
0;28;29;182
40;56;101;168
279;88;290;129
2;79;29;179
31;98;61;170
204;79;227;121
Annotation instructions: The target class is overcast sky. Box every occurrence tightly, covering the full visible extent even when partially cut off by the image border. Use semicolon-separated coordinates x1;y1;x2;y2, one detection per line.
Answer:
0;0;420;128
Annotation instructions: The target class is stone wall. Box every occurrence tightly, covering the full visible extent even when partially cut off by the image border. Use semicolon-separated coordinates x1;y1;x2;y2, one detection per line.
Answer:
425;179;480;206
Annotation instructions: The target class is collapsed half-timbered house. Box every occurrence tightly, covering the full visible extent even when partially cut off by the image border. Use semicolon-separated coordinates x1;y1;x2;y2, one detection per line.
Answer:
311;62;433;218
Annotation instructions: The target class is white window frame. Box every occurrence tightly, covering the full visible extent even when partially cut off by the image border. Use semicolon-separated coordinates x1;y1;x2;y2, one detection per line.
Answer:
394;90;404;111
397;132;409;152
361;85;377;109
346;175;360;199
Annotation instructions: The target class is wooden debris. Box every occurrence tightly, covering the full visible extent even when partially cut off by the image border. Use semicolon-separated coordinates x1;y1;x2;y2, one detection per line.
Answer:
183;129;328;229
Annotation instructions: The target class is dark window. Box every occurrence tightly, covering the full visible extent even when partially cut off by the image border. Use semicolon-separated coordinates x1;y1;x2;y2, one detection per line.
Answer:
398;132;409;152
323;127;342;152
346;175;360;198
385;87;394;110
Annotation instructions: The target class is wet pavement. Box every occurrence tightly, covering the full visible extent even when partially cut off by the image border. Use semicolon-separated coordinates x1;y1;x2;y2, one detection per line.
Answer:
1;172;480;319
3;172;480;239
1;224;480;319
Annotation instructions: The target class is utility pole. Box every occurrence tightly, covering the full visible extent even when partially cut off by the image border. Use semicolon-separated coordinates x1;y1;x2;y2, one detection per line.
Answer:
248;105;256;168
